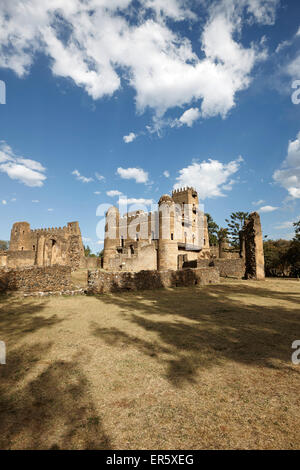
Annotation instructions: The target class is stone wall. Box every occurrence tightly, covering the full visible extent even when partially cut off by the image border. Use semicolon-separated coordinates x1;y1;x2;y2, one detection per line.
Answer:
0;251;7;267
87;267;220;294
240;212;265;280
213;258;245;278
84;257;101;269
182;257;244;278
6;250;36;268
0;265;72;293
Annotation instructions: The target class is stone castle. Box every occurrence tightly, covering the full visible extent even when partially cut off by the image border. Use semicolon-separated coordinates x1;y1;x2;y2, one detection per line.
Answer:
103;187;211;272
0;221;85;271
0;187;266;290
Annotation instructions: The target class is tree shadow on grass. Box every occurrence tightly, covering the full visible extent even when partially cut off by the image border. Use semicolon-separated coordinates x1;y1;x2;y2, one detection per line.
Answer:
0;341;111;450
0;294;62;342
90;282;300;386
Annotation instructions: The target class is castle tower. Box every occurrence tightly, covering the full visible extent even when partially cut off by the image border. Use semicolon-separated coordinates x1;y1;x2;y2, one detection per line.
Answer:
9;222;31;251
157;195;178;271
172;186;199;207
103;206;120;270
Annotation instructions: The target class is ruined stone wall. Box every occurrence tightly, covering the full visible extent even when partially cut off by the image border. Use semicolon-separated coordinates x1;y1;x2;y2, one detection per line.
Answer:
182;257;245;278
106;243;157;272
84;257;101;269
213;258;245;278
0;251;7;267
87;267;220;294
240;212;265;280
6;250;36;268
7;221;85;271
0;265;72;293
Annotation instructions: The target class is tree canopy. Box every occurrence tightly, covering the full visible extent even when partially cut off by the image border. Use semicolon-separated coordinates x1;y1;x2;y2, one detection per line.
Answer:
225;211;249;248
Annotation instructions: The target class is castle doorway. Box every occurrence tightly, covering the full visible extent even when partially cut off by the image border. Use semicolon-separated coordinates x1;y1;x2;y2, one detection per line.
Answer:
50;239;57;265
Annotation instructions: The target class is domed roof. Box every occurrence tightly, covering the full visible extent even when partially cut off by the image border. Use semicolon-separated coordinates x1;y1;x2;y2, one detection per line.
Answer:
158;194;173;205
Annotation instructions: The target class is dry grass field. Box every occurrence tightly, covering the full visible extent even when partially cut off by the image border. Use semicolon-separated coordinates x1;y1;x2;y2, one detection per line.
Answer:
0;278;300;450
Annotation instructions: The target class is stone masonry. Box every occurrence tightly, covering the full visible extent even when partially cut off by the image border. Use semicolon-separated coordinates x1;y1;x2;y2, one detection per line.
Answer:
3;221;85;271
0;265;72;293
87;267;220;294
240;212;265;280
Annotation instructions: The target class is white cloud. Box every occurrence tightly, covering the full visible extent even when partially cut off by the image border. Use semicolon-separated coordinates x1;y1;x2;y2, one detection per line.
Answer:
0;0;276;121
259;205;278;213
178;108;200;127
32;199;39;203
94;191;101;195
123;132;137;143
273;130;300;198
11;198;16;202
107;190;123;197
72;169;93;183
274;220;295;230
117;167;149;184
2;200;7;205
252;199;265;205
95;173;105;182
174;156;243;200
275;40;293;54
297;27;300;37
48;208;54;212
163;170;170;178
0;141;46;187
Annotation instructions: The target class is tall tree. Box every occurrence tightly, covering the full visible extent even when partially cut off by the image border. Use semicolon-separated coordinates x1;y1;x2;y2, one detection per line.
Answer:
205;213;219;245
217;227;228;242
287;219;300;277
84;245;91;257
225;211;249;247
293;219;300;241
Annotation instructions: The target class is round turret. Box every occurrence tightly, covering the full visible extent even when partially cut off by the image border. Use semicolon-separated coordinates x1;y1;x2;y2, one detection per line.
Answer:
158;194;173;205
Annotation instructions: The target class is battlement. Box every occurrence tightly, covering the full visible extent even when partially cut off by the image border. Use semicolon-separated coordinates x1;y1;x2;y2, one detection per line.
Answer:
172;187;197;195
29;221;80;235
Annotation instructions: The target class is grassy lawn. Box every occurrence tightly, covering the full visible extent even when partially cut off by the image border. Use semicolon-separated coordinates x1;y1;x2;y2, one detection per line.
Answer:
0;278;300;450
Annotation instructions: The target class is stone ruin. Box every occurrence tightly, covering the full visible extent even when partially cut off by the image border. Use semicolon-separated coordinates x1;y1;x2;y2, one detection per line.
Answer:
240;212;265;280
0;221;86;271
0;196;265;296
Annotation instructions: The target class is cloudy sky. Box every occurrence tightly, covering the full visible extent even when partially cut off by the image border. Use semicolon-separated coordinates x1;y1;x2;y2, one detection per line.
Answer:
0;0;300;251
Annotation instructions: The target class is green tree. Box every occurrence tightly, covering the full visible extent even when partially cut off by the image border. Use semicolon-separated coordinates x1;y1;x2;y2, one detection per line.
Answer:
263;239;291;277
97;249;104;258
84;245;91;257
0;240;9;250
286;219;300;277
225;211;249;248
217;227;228;242
205;213;219;245
293;219;300;241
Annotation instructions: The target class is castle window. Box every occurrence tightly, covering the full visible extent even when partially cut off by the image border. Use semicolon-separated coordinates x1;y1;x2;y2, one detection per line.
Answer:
130;245;134;255
22;231;25;235
121;236;124;248
21;247;24;251
171;233;174;240
33;245;35;251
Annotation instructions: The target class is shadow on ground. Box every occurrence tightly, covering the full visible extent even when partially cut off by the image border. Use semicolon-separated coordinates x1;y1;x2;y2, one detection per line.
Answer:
91;282;300;386
0;342;111;449
0;294;111;450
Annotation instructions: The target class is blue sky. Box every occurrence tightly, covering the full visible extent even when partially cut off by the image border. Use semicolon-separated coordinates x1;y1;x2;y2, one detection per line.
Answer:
0;0;300;252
